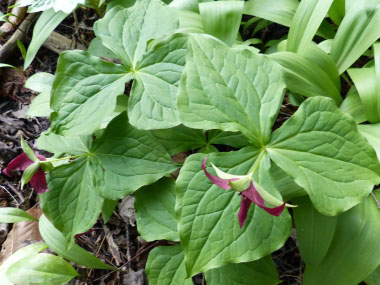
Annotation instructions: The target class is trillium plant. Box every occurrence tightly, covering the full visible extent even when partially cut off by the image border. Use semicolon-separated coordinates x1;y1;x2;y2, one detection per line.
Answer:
3;0;380;284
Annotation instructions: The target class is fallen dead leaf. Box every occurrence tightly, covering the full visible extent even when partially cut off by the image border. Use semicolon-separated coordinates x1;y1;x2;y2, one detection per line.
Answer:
0;206;43;263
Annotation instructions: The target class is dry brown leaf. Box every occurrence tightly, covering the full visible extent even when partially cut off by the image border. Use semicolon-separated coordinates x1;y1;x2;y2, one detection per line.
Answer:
0;206;43;263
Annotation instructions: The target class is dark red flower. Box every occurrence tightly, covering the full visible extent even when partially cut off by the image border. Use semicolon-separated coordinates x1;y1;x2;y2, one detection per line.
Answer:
3;153;48;194
202;156;286;227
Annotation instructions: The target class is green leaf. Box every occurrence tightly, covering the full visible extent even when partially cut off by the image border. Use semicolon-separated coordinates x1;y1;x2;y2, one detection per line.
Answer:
25;72;54;93
205;255;279;285
365;266;380;285
37;131;92;155
331;2;380;74
328;0;345;24
150;125;207;155
269;50;342;104
348;67;380;123
339;87;366;124
199;1;244;46
21;135;38;162
129;34;187;129
0;243;48;285
146;245;193;285
176;149;291;276
21;162;40;189
207;130;250;149
0;208;37;223
50;51;131;136
41;158;104;246
90;112;178;200
94;0;179;68
6;253;79;284
0;64;16;69
268;97;380;216
293;197;337;265
102;199;118;224
270;163;306;201
358;124;380;161
24;9;68;69
287;0;333;53
244;0;299;27
26;72;55;117
88;37;117;58
17;0;53;12
178;33;285;146
302;192;380;285
135;177;179;242
39;215;116;270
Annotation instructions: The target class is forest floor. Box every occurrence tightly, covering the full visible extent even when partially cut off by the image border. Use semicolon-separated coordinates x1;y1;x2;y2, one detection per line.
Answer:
0;2;304;284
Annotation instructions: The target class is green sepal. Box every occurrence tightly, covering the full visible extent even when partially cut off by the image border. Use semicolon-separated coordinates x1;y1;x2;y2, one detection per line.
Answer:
21;135;38;162
21;162;40;189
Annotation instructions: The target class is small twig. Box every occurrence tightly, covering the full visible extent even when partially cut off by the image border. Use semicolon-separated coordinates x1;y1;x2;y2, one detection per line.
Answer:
5;182;24;203
87;233;107;278
0;184;19;205
371;192;380;209
93;241;161;282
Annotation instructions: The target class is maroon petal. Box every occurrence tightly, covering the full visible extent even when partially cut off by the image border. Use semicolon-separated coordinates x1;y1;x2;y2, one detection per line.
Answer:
36;154;46;161
29;169;48;194
243;183;285;216
238;197;252;227
202;157;238;189
3;153;34;177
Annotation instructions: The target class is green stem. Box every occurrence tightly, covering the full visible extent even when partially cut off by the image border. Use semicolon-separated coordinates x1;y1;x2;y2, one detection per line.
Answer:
41;155;83;163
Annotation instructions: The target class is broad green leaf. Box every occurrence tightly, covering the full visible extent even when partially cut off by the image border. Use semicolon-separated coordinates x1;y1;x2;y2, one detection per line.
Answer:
348;67;380;123
50;51;130;136
199;1;244;46
41;158;104;246
39;215;116;270
128;34;187;129
244;0;298;27
150;125;207;155
37;131;92;155
269;51;342;104
328;0;345;24
102;199;118;224
170;0;200;12
95;0;178;67
25;72;55;93
177;10;205;33
24;9;68;69
26;73;54;117
205;255;279;285
287;0;333;54
27;92;52;117
293;197;337;265
358;124;380;161
302;192;380;285
177;149;291;276
178;33;285;147
270;163;306;201
0;207;37;223
135;178;179;242
88;37;117;58
146;245;193;285
6;253;79;284
106;0;135;11
90;112;179;200
268;97;380;216
339;87;366;124
365;266;380;285
207;130;250;148
331;2;380;74
0;243;48;285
